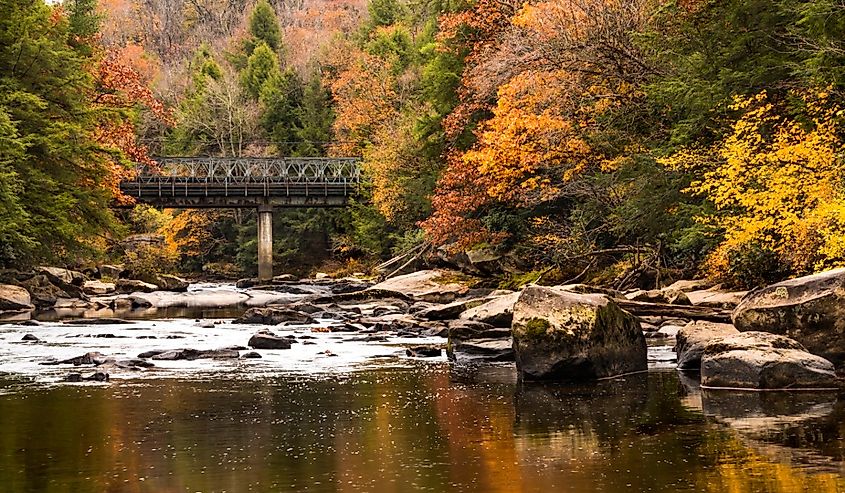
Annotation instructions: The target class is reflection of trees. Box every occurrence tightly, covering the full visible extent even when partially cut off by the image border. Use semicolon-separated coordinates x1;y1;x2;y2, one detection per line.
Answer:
1;369;845;492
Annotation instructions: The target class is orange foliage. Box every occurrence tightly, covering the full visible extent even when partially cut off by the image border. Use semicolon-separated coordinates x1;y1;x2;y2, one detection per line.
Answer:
424;0;650;248
90;45;173;203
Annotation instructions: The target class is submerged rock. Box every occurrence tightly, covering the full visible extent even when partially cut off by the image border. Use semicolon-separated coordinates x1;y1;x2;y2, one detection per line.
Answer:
248;331;293;349
63;317;133;325
511;286;646;381
233;307;316;325
405;346;442;358
241;351;263;359
21;333;39;341
732;268;845;367
64;372;109;383
675;321;740;370
700;332;839;390
151;348;239;360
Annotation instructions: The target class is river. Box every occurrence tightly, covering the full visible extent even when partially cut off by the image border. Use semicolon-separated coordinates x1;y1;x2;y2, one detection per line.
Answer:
0;287;844;492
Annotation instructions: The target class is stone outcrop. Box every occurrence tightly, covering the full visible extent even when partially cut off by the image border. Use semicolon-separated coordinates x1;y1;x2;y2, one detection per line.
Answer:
37;266;86;285
458;291;520;328
675;321;740;370
511;286;646;381
0;284;33;311
18;275;74;307
732;267;845;367
368;270;471;303
700;332;839;390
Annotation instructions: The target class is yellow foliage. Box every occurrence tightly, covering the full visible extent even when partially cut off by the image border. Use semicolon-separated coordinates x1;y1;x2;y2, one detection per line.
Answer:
661;89;845;278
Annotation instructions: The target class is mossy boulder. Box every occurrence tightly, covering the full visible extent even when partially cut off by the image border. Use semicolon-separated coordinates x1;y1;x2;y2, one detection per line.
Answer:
732;267;845;367
512;286;646;381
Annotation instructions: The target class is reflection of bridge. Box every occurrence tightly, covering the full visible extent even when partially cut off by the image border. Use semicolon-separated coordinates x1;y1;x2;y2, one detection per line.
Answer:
119;157;362;280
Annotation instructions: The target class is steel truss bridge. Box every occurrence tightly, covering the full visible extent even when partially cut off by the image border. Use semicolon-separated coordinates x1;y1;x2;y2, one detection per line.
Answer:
118;156;362;280
119;157;362;208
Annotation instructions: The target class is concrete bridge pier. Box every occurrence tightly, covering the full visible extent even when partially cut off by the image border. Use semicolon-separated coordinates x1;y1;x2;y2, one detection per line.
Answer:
257;205;274;281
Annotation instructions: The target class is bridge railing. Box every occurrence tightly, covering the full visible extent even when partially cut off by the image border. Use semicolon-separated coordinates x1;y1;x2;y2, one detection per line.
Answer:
128;157;362;185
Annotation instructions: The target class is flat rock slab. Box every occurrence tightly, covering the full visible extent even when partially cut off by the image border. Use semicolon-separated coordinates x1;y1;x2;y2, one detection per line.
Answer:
369;270;471;303
675;321;739;370
458;292;520;328
702;346;839;390
448;338;514;362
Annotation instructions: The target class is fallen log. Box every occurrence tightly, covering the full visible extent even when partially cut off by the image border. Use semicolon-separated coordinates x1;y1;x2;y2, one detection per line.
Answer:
616;299;732;323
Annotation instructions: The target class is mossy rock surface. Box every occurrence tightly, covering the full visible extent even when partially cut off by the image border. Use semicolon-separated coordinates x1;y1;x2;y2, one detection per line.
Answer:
512;286;646;381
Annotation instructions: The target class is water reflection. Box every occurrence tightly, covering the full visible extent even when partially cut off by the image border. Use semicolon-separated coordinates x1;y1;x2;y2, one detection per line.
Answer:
0;368;844;492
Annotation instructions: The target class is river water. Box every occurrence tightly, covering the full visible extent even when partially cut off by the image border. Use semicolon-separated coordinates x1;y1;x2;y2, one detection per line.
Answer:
1;294;844;492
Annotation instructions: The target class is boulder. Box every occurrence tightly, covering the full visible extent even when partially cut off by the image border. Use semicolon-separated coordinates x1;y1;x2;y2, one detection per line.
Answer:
83;280;116;296
115;279;158;294
248;331;293;349
21;333;39;341
97;264;124;279
369;270;472;303
675;321;739;370
625;289;691;305
459;291;520;328
0;284;33;311
558;284;624;298
511;286;646;381
685;286;747;309
415;298;489;321
37;266;86;285
242;351;263;359
152;274;189;292
732;267;845;367
57;352;110;365
663;279;717;293
18;275;72;307
233;307;316;325
700;332;839;390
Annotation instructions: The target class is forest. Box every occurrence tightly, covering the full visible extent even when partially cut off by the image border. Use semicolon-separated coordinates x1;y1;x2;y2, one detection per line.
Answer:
3;0;845;289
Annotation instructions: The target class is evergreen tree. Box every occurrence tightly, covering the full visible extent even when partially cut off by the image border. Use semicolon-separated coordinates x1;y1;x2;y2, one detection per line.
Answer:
260;69;303;155
242;42;280;99
0;0;116;265
247;0;282;54
294;70;335;157
367;0;405;30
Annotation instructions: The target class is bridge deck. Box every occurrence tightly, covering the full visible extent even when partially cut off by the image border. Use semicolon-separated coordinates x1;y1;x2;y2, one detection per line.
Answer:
119;157;361;208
